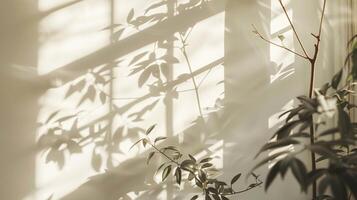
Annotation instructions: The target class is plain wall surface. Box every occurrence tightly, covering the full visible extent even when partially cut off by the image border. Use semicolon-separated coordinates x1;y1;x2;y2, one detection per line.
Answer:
0;0;353;200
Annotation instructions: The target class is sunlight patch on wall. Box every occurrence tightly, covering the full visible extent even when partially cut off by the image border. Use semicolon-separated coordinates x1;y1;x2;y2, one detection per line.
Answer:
38;0;110;75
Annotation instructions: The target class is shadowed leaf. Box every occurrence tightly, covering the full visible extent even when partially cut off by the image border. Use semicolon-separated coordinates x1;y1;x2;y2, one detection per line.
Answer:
231;173;242;185
162;165;172;181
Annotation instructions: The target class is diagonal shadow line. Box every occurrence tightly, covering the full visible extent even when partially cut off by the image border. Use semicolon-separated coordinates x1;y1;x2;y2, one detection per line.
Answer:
0;0;83;36
76;58;224;144
43;0;226;85
39;0;84;19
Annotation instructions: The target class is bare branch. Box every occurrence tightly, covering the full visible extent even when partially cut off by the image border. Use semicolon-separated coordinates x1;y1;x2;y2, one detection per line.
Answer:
278;0;310;59
252;25;308;59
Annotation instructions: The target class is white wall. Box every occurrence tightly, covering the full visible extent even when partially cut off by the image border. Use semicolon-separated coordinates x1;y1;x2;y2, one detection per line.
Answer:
0;0;353;200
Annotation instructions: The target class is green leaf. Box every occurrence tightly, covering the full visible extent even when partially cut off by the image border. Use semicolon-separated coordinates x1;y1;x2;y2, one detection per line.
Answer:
198;170;207;182
146;152;155;165
231;173;242;185
200;157;213;163
306;145;338;160
251;150;290;173
338;106;353;138
154;136;167;144
318;176;330;195
278;34;285;42
211;194;220;200
189;154;196;162
221;196;229;200
330;175;348;200
129;139;143;150
201;163;213;169
290;158;307;191
142;138;148;148
265;161;281;191
318;128;339;137
331;69;343;89
256;138;300;157
162;165;172;181
175;167;182;185
273;120;301;139
308;169;327;184
285;106;304;122
205;194;212;200
181;159;195;170
146;124;156;135
156;162;167;174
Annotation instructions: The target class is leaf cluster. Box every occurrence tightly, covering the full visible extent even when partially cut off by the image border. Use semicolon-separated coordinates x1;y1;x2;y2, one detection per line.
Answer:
255;36;357;200
132;125;263;200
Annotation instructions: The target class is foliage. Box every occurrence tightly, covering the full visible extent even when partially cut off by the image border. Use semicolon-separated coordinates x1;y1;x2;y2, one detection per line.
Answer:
254;35;357;200
132;125;263;200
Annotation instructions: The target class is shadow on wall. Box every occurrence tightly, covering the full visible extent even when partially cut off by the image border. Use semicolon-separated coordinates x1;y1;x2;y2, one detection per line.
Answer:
0;0;335;199
51;0;303;199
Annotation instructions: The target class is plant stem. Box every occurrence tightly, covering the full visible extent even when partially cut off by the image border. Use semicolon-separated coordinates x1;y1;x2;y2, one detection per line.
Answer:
255;1;327;199
308;2;326;199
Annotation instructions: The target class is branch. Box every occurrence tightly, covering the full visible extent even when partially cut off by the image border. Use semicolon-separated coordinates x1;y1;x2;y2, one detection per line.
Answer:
278;0;310;59
252;25;308;59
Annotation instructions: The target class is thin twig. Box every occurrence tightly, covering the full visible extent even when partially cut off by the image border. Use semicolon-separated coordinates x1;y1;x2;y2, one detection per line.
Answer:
278;0;310;59
252;25;308;59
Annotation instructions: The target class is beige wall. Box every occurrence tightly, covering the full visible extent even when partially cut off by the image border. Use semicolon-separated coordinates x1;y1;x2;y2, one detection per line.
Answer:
0;0;353;200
